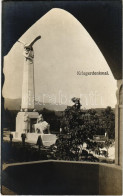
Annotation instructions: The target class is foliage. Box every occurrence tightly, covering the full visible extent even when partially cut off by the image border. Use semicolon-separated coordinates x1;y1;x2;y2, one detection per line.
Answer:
53;99;98;161
53;100;115;161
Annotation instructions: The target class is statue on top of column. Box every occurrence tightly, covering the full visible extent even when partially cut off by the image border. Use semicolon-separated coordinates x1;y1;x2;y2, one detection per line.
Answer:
18;35;41;63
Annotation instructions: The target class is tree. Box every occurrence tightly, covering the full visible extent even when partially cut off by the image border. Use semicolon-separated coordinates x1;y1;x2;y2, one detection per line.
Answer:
54;98;99;161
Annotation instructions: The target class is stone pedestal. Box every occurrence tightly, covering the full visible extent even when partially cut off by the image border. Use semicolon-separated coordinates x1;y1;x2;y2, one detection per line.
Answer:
15;111;39;139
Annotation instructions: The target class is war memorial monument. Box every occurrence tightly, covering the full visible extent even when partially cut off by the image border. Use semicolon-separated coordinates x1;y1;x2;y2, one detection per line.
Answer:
12;35;56;146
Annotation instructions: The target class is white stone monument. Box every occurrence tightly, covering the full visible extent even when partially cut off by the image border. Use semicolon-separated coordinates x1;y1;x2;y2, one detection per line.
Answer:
15;36;41;139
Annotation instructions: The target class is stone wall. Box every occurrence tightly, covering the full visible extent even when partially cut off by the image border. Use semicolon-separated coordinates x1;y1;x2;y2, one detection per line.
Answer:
2;160;122;195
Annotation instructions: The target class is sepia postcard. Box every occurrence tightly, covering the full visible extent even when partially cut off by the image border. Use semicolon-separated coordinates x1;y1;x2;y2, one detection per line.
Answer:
1;0;122;195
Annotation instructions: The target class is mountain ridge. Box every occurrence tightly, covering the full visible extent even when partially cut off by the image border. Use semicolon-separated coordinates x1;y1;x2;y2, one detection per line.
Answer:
4;98;114;112
4;98;67;111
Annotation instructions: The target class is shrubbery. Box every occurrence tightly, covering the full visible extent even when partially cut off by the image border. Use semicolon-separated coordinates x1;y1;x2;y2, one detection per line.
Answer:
51;98;115;161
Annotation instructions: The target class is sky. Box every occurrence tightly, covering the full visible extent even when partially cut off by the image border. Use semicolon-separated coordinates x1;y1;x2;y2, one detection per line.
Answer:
2;8;117;109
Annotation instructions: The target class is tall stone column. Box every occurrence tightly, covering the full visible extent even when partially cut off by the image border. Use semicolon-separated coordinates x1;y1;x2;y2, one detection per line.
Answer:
115;79;123;166
21;46;35;110
15;36;41;138
19;35;41;111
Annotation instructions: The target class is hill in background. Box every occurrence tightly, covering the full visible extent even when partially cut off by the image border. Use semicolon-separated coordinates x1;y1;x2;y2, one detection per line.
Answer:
4;98;114;112
4;98;67;111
